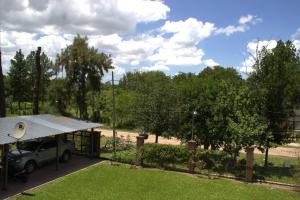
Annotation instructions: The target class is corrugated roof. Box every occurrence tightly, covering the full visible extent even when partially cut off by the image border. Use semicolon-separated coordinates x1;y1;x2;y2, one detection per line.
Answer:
0;114;101;145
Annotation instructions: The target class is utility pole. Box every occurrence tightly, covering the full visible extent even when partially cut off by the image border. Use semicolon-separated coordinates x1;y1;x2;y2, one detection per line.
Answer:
112;70;116;158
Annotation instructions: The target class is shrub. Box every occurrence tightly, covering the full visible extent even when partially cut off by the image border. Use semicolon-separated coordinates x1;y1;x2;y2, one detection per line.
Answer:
195;149;233;169
141;143;190;167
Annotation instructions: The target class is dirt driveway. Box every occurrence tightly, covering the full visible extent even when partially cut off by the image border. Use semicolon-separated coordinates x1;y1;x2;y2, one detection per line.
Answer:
98;129;300;158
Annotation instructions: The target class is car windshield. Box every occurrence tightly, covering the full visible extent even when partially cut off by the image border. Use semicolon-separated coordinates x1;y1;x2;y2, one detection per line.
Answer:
18;141;40;152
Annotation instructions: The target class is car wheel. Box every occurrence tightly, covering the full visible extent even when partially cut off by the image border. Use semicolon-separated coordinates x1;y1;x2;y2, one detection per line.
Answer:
24;161;36;174
62;151;71;162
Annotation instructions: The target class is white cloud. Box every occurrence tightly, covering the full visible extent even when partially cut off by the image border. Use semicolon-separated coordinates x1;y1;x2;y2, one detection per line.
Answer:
203;59;219;67
91;18;216;72
112;65;126;76
293;40;300;50
216;15;261;36
141;64;170;72
240;39;300;74
144;18;215;69
239;15;254;24
246;40;277;56
161;18;216;48
0;4;262;75
240;40;277;74
239;64;256;74
1;31;72;72
292;28;300;40
0;0;170;35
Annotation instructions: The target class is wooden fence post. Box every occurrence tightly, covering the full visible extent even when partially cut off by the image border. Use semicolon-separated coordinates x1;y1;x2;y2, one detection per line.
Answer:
245;146;254;182
187;140;197;173
136;136;145;166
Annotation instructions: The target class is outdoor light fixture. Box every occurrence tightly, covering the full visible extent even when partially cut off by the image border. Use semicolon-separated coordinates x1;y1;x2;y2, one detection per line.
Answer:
191;110;197;140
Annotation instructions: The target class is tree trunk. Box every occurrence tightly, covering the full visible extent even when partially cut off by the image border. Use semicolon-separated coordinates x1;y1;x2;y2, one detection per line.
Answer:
77;71;88;120
0;50;6;117
264;148;269;168
155;134;158;143
33;47;41;115
264;140;269;168
203;141;210;150
18;101;21;115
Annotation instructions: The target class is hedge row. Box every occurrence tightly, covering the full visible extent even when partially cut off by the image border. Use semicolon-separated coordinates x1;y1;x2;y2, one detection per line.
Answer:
141;143;190;167
141;143;238;170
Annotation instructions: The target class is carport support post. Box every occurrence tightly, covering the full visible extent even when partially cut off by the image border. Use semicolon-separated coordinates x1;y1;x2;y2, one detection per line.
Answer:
2;144;8;190
90;128;94;157
136;136;144;166
56;135;59;171
245;146;254;182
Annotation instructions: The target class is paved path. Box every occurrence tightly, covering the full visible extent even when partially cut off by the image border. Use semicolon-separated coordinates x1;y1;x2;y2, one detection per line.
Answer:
98;129;300;158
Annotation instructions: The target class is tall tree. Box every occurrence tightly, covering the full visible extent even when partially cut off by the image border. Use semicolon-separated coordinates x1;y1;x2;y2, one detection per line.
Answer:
128;71;176;143
172;67;242;149
47;78;70;116
227;84;269;160
57;35;112;119
26;50;54;104
0;47;6;117
249;40;300;166
8;49;30;112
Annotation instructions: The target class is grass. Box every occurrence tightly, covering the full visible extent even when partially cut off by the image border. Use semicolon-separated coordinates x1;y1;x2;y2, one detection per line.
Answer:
16;163;300;200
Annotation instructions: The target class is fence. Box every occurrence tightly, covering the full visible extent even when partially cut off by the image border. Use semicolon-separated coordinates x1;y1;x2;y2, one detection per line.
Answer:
98;131;300;185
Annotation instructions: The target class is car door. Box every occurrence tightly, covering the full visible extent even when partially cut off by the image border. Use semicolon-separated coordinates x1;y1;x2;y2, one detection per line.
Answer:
37;140;57;164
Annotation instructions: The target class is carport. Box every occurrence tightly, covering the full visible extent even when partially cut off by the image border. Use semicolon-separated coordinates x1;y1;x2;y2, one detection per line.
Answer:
0;114;101;191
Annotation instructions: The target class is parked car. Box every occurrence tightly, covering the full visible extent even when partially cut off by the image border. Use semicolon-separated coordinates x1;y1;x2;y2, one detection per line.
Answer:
6;137;74;174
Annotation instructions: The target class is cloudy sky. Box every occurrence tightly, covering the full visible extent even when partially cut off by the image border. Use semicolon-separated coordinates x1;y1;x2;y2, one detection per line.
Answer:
1;0;300;79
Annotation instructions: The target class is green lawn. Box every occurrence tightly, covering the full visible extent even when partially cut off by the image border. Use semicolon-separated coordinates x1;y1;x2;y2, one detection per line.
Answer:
17;163;299;200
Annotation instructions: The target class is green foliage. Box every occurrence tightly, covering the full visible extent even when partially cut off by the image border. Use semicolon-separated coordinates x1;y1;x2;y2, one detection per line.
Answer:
249;40;300;146
4;39;300;164
172;67;243;150
56;35;112;119
115;90;135;128
8;49;30;106
195;149;234;169
47;78;70;116
119;71;177;142
141;143;190;167
227;84;269;151
26;50;54;102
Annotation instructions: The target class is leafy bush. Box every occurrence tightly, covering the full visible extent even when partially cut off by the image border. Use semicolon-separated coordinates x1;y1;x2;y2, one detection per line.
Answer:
141;143;190;167
101;136;134;152
195;149;234;169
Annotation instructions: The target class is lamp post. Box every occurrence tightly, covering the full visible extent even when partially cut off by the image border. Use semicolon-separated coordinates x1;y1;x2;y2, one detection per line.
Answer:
191;110;197;140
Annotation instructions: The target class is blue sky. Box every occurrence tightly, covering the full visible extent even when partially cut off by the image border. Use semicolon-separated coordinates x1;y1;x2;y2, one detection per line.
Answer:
135;0;300;75
1;0;300;79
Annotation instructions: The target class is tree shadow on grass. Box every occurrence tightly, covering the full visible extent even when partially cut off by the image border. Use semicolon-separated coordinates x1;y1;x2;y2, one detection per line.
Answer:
253;164;296;182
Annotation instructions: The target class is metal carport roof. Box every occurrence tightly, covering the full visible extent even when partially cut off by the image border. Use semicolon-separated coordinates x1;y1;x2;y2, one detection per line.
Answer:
0;114;101;145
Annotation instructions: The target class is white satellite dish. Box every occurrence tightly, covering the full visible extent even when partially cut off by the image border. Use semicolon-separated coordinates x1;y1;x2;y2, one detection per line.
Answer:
12;121;27;139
